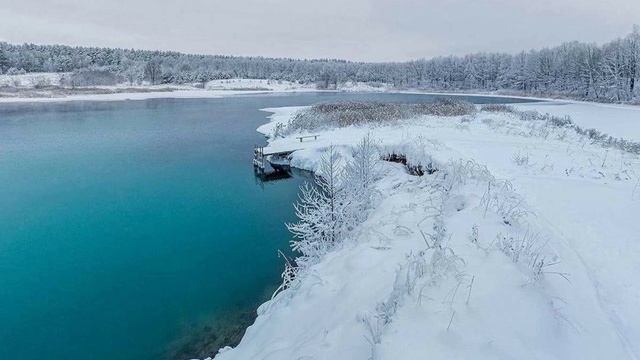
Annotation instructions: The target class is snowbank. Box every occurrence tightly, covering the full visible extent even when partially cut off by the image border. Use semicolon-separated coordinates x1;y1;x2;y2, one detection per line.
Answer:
513;101;640;142
205;79;315;92
338;80;388;92
0;89;236;103
206;78;386;93
392;90;640;141
258;107;308;137
215;105;640;359
0;75;387;103
0;72;66;88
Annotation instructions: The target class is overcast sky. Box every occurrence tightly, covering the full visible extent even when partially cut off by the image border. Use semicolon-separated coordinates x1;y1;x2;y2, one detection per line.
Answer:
1;0;638;62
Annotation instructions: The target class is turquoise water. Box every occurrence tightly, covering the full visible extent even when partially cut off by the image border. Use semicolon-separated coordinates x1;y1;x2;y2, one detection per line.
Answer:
0;93;534;360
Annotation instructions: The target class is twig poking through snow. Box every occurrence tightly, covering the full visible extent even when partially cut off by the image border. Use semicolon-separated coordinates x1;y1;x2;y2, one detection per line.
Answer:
466;275;475;305
447;311;456;331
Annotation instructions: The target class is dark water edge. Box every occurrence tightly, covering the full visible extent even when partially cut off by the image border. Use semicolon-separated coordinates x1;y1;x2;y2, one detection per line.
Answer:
169;169;314;360
168;305;257;360
166;289;271;360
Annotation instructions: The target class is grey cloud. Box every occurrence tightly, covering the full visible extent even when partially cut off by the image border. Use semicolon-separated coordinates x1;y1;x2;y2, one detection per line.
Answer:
1;0;638;61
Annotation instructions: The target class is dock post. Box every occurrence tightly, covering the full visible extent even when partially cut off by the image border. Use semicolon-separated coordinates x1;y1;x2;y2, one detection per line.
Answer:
260;146;265;171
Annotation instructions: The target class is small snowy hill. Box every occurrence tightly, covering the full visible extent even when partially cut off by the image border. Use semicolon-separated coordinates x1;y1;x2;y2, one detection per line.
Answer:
214;104;640;360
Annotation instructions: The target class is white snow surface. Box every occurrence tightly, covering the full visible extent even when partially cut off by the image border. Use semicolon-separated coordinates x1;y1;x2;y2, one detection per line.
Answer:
0;89;255;103
215;105;640;360
0;75;386;103
0;72;66;88
205;78;316;92
513;101;640;142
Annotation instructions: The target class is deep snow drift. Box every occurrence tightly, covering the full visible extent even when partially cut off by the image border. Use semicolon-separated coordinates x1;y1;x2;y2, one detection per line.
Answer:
214;102;640;360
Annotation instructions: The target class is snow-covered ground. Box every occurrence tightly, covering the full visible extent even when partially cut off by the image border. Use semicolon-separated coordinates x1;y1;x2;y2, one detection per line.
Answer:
513;101;640;142
205;79;315;91
0;74;386;103
0;89;251;103
0;72;68;88
215;105;640;359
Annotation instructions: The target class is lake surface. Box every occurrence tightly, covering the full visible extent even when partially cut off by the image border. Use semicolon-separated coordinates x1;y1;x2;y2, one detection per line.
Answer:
0;92;534;360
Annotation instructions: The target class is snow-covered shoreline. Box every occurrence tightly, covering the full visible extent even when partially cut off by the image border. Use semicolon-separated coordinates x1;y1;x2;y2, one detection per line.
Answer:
4;80;638;358
512;101;640;141
0;77;386;104
2;79;638;143
0;85;635;106
214;104;640;359
0;89;282;103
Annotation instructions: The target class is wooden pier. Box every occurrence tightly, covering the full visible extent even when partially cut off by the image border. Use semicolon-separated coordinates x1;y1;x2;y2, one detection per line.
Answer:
253;135;319;182
253;145;300;180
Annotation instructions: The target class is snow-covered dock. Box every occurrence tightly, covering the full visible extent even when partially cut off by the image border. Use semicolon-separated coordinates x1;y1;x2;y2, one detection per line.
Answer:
253;134;319;173
253;142;312;182
253;145;299;169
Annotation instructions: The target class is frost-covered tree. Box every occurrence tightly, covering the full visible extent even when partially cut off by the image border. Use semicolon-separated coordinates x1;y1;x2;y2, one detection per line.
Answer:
288;139;380;266
287;183;332;264
624;25;640;97
144;57;162;85
120;59;144;85
1;26;639;101
287;147;345;265
343;134;380;223
0;50;9;74
316;146;346;243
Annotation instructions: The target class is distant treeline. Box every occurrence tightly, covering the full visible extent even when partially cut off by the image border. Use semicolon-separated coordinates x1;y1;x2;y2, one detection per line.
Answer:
0;26;638;102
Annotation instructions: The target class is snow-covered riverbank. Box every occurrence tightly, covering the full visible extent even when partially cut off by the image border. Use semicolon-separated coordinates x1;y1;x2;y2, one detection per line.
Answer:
2;76;638;147
215;104;640;359
399;90;640;141
513;101;640;142
0;76;385;103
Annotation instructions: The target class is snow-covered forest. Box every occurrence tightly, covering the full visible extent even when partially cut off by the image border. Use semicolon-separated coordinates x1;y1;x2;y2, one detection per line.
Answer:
1;27;638;102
